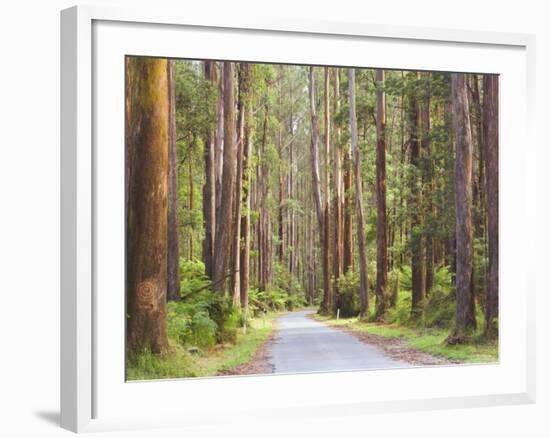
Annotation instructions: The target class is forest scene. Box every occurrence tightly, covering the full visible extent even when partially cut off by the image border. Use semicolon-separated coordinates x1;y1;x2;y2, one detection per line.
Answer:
125;57;499;380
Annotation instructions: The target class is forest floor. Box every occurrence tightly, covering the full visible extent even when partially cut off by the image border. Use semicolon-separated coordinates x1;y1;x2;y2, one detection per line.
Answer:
127;308;498;381
313;314;498;365
126;313;279;380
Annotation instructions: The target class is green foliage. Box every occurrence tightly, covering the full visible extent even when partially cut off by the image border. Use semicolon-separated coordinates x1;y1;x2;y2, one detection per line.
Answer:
168;259;244;348
432;265;453;293
127;314;278;380
248;285;305;317
249;288;287;314
384;291;412;325
423;288;456;329
316;315;497;364
399;265;413;292
126;345;198;380
385;266;455;328
178;259;209;298
271;262;306;311
335;270;360;317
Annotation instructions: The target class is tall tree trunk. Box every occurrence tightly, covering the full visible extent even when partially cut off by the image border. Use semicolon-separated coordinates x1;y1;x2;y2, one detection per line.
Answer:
212;62;236;294
421;73;434;296
125;57;133;229
258;102;270;291
343;67;354;274
483;74;499;339
240;79;253;311
309;67;328;313
332;68;343;313
470;74;489;314
188;157;194;260
343;151;353;273
126;57;169;355
449;73;476;341
215;63;224;211
409;73;425;319
203;61;217;279
323;67;332;313
167;59;180;301
375;69;388;319
348;68;369;318
231;82;245;306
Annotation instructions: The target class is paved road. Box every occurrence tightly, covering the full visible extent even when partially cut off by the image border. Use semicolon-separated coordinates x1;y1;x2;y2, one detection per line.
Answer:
267;310;407;374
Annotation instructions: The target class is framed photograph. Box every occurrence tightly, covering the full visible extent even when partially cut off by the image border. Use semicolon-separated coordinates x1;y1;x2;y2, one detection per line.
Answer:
61;5;536;433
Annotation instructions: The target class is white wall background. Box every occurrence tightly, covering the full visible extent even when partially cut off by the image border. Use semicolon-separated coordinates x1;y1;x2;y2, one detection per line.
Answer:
0;1;546;437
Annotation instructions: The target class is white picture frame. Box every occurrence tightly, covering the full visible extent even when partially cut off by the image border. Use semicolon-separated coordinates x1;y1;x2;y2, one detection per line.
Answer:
60;4;536;433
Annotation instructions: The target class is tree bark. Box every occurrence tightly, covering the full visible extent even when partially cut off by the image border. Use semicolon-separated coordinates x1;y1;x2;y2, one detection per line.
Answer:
167;60;180;301
348;68;369;318
343;151;353;273
483;74;499;339
332;68;343;313
409;73;425;319
258;102;270;291
450;73;476;341
421;73;434;296
375;69;388;319
212;62;236;295
309;67;330;312
215;63;224;211
126;57;169;355
240;72;253;311
203;61;217;279
231;81;245;306
323;67;332;313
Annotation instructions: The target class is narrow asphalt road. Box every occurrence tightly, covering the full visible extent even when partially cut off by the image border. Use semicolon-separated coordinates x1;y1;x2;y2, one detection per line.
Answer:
267;309;407;374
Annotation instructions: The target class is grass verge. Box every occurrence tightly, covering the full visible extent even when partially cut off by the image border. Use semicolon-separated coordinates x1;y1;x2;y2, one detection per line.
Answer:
314;314;498;364
127;313;277;380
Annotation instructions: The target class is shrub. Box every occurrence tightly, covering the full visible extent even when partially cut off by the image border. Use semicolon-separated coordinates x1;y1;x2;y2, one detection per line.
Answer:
286;292;306;311
179;259;210;300
248;285;304;316
384;291;412;325
423;288;455;328
166;293;218;349
336;270;360;317
388;270;400;308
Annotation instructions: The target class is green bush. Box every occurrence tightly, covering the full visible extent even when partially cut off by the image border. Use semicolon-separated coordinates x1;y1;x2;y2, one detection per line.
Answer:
384;291;412;325
218;306;241;344
424;288;455;328
336;270;360;317
384;266;455;328
168;258;305;348
167;292;218;349
433;265;453;293
248;284;304;316
179;259;210;300
286;292;306;311
399;265;413;292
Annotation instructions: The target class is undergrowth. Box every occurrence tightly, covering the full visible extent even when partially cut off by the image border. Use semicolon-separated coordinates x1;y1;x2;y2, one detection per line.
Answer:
127;259;302;380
